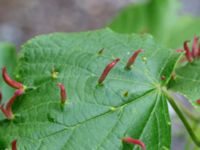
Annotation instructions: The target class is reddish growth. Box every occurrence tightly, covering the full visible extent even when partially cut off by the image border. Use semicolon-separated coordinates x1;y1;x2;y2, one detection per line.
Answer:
122;137;146;150
184;41;193;62
2;67;24;90
98;58;120;84
1;67;24;119
161;75;166;81
196;99;200;105
0;90;2;103
125;49;143;69
178;36;200;62
0;90;23;119
12;140;17;150
57;83;67;104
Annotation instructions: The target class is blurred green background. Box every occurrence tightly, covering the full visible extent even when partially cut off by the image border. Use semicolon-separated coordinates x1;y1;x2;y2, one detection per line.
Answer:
0;0;199;48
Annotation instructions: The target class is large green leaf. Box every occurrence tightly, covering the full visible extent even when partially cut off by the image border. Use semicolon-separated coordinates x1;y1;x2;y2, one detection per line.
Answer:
0;29;180;149
0;42;16;119
109;0;200;49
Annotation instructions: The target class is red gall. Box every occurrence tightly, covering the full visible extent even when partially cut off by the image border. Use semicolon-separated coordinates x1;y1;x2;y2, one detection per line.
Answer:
98;58;120;84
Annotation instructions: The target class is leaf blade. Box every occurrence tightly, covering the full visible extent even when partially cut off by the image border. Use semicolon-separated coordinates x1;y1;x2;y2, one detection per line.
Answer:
0;29;179;150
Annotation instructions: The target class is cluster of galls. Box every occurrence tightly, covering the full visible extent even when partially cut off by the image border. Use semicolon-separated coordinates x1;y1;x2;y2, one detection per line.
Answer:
0;67;67;120
177;36;200;62
0;49;148;149
0;67;67;150
0;68;24;150
0;67;25;120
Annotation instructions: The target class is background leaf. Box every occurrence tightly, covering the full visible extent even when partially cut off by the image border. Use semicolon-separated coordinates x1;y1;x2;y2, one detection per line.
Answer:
109;0;200;48
0;29;179;150
168;59;200;107
165;17;200;48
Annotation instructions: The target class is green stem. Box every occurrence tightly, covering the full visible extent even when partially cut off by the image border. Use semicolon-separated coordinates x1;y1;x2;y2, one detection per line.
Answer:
162;87;200;147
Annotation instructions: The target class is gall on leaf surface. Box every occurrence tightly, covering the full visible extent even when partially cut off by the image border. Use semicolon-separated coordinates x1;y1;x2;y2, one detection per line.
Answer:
0;43;17;120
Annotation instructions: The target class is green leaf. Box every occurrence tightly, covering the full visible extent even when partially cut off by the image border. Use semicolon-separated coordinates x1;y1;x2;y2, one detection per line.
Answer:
109;0;200;48
0;29;179;149
165;17;200;48
109;0;179;41
168;59;200;107
0;42;16;119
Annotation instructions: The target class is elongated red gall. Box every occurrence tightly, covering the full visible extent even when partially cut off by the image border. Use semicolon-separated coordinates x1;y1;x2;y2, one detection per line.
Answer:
191;36;199;57
0;90;23;120
178;36;200;63
122;137;146;150
196;99;200;105
125;49;143;69
2;67;24;90
98;58;120;84
0;90;2;103
184;41;193;62
57;83;67;104
198;44;200;56
12;139;17;150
